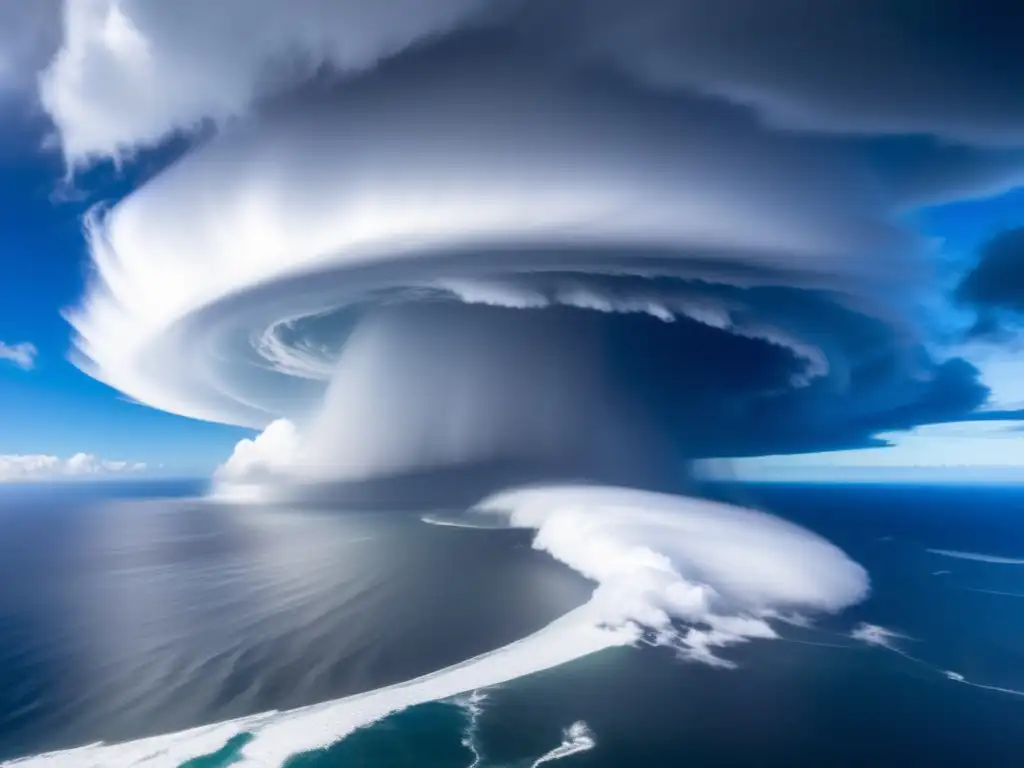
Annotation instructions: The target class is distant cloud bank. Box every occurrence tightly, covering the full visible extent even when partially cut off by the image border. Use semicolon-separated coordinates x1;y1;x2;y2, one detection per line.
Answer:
0;452;146;483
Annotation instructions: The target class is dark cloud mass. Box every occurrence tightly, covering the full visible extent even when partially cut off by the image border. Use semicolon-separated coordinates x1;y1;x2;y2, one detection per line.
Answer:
0;0;61;94
958;227;1024;337
560;0;1024;145
737;357;991;457
9;0;1024;491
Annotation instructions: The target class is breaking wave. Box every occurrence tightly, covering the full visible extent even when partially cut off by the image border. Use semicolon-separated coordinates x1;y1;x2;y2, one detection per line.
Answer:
530;722;596;767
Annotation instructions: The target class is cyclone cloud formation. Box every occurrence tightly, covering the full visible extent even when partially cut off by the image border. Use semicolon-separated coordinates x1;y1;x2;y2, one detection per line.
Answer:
8;3;1024;766
41;0;1022;493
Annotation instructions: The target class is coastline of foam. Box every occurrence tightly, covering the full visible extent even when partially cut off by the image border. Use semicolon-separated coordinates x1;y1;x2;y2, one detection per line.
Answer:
5;607;631;768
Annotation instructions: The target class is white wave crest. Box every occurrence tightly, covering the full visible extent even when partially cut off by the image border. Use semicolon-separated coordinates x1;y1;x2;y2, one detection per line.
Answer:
852;623;1024;699
531;721;597;767
927;548;1024;565
452;690;488;768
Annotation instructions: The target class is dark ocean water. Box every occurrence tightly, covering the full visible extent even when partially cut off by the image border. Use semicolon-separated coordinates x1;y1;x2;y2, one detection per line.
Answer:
2;482;1024;766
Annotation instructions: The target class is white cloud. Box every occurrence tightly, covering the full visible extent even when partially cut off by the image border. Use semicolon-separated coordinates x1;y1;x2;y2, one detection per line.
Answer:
63;56;906;431
555;285;677;323
40;0;490;162
0;452;146;482
213;418;301;487
0;341;38;370
435;279;550;310
436;280;829;387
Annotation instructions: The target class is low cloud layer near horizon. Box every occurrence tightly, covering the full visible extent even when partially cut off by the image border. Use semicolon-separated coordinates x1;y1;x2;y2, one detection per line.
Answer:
0;452;146;483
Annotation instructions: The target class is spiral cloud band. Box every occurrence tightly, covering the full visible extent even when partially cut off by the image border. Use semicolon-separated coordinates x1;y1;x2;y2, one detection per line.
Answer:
43;0;1016;490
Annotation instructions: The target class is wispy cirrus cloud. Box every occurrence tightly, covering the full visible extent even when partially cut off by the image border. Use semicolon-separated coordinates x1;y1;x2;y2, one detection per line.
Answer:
0;341;37;370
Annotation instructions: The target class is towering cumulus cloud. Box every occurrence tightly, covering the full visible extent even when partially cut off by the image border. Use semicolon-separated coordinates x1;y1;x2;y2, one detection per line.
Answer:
29;0;1012;493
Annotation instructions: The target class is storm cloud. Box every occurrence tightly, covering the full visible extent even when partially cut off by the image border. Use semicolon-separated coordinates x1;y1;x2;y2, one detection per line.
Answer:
3;0;1021;491
957;227;1024;338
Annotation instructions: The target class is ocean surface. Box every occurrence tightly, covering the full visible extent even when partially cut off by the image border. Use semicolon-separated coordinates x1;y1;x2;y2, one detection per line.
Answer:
1;481;1024;766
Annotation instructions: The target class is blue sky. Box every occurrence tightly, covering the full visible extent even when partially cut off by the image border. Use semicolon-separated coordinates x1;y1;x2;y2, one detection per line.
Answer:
0;121;245;477
728;189;1024;482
